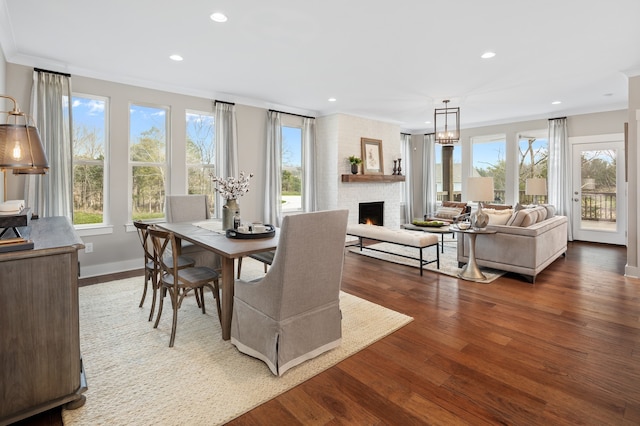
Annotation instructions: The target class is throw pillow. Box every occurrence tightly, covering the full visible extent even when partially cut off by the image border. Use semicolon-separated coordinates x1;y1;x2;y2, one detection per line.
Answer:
433;206;464;220
506;208;537;227
540;204;556;218
483;208;514;226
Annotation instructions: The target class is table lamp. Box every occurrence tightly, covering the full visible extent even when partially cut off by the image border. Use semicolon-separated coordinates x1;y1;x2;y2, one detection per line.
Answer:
466;177;494;229
525;178;547;204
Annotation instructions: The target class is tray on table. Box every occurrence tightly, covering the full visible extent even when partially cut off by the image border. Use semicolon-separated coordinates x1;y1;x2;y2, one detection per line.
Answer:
226;224;275;239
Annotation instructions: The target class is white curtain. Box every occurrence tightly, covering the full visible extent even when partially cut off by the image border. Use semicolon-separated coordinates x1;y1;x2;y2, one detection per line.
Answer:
26;70;73;218
548;117;573;241
264;111;282;226
214;102;238;218
401;133;413;223
422;133;437;216
301;117;317;212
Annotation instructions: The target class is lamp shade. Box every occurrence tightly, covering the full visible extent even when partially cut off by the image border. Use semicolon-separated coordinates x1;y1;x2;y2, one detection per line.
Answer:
466;177;494;202
0;124;49;171
525;178;547;196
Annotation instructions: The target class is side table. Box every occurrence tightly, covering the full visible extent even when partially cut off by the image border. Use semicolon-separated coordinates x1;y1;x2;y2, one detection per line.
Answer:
450;226;496;282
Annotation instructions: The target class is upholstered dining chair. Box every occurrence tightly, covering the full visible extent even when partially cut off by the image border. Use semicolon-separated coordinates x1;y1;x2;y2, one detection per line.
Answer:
230;209;349;376
133;220;196;321
165;194;221;272
148;227;222;347
236;251;275;278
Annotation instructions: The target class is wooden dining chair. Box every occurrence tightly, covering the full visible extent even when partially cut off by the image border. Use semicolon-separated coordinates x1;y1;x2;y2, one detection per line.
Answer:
148;227;222;347
134;221;196;322
236;251;275;279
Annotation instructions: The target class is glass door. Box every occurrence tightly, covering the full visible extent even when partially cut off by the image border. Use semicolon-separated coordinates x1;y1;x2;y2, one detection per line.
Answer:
571;138;626;245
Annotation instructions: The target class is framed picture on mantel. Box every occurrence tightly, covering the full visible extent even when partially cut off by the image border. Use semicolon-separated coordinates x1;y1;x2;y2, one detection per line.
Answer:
361;138;383;175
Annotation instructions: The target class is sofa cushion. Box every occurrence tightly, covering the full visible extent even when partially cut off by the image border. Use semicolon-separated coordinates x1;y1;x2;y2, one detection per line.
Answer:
507;206;547;227
540;204;556;218
483;208;514;225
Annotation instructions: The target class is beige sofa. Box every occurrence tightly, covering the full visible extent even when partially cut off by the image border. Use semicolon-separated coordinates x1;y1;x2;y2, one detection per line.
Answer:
457;206;568;283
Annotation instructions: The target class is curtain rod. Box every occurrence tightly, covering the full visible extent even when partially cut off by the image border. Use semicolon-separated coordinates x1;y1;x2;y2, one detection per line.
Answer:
548;116;567;121
268;109;315;120
214;99;235;105
423;132;435;136
401;132;411;136
34;67;71;77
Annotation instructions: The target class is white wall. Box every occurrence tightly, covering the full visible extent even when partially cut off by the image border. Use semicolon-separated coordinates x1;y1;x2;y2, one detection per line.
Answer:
316;114;402;229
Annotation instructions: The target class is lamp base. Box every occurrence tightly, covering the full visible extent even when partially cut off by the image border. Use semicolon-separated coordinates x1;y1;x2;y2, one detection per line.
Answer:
472;202;489;229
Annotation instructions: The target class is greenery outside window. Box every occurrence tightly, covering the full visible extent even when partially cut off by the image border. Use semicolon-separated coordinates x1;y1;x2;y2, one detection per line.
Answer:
186;110;215;216
71;94;108;226
471;135;506;203
282;125;303;212
518;133;548;204
129;103;168;221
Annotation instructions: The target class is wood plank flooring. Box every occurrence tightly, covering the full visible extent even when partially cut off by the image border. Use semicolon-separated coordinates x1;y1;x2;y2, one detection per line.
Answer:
12;241;639;425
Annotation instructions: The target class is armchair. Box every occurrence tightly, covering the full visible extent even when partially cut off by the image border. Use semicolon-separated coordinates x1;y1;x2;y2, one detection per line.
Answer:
230;209;349;376
423;201;470;225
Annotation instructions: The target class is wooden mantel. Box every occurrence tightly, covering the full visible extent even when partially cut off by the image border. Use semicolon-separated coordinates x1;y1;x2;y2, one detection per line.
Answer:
341;174;405;183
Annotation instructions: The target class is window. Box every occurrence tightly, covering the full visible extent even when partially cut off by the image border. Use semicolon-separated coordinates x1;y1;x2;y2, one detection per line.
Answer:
471;135;506;203
281;126;302;212
71;94;108;226
129;104;168;221
185;110;215;215
434;144;462;202
518;133;548;204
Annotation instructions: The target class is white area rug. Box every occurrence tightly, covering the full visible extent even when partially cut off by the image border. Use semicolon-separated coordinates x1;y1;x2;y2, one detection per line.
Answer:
348;240;505;283
62;258;412;425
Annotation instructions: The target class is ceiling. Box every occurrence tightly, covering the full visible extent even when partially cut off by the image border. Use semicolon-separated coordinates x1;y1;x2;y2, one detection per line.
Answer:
1;0;639;132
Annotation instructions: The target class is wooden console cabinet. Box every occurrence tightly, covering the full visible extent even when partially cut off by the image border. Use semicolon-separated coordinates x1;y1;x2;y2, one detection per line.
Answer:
0;217;86;425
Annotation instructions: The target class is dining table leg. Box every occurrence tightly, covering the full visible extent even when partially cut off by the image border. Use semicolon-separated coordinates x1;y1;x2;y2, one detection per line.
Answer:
220;256;235;340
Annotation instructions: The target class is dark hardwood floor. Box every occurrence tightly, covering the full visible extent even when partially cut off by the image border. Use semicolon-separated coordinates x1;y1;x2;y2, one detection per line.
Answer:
12;241;640;425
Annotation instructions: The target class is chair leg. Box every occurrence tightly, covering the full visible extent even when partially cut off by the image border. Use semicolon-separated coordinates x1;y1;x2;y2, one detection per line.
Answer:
199;287;206;314
263;263;268;273
169;289;179;348
237;257;243;279
139;270;149;308
154;286;166;329
148;269;159;322
213;280;222;323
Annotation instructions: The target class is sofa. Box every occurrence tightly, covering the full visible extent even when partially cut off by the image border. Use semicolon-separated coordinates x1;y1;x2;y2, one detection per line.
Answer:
457;205;568;283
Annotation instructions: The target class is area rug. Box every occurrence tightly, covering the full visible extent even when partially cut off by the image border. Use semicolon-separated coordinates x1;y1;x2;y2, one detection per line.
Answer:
62;259;413;425
348;241;505;283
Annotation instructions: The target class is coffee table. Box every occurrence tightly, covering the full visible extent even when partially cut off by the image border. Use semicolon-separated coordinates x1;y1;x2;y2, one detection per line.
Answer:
450;226;496;282
402;222;454;253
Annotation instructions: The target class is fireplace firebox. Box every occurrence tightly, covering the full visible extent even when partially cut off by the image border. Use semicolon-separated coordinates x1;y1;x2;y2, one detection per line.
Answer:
359;201;384;226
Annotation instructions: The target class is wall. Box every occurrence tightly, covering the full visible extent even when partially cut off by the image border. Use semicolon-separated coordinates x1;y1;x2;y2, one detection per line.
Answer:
317;114;402;228
0;45;5;202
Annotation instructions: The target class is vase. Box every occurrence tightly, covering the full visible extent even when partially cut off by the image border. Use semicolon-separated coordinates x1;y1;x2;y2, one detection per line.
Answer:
397;158;402;175
222;199;239;230
351;163;358;174
392;160;398;175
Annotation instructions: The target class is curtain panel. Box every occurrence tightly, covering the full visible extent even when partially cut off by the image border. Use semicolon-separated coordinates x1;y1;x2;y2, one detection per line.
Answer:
26;70;73;218
548;117;572;241
422;133;437;216
301;117;317;212
264;111;282;226
401;133;413;223
214;102;238;218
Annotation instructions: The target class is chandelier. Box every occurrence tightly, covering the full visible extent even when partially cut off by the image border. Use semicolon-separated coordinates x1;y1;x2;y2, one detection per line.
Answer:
434;99;460;144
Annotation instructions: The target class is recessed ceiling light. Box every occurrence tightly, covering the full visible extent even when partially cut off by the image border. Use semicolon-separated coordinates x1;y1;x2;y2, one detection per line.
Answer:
328;97;337;102
481;51;496;59
210;12;228;22
604;93;613;97
424;121;431;124
551;100;562;105
169;54;183;61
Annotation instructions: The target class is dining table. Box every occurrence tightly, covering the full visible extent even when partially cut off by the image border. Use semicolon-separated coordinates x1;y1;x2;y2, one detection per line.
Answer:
156;220;279;340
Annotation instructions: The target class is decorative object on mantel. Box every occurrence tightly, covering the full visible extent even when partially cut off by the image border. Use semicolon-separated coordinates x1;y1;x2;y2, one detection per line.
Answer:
397;158;402;175
361;137;383;175
466;176;494;229
434;99;460;145
0;94;49;174
348;155;362;174
341;174;405;183
392;160;397;175
211;171;253;230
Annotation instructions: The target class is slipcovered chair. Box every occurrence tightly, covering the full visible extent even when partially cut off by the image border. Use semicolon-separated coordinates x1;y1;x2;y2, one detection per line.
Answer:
231;209;349;376
165;194;221;271
133;220;195;321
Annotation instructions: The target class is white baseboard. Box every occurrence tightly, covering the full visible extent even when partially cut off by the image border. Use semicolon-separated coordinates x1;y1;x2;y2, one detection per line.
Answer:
624;264;639;279
80;258;141;279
